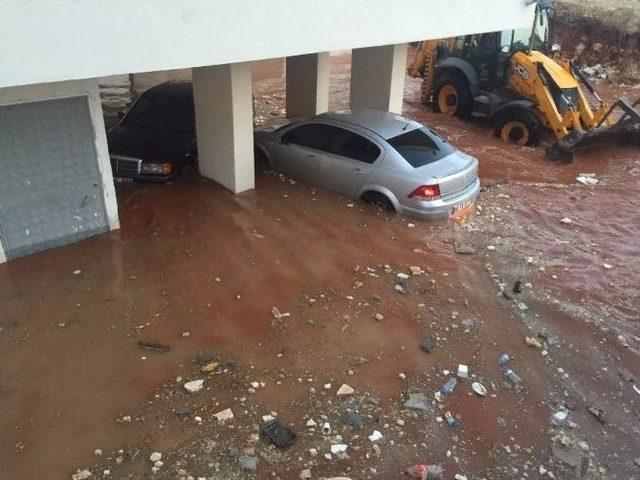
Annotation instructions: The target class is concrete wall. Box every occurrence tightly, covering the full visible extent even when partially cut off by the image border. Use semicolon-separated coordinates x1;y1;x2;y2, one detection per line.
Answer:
0;0;535;88
0;79;120;257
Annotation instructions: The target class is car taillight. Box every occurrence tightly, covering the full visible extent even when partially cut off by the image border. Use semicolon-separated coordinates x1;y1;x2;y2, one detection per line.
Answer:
408;184;440;200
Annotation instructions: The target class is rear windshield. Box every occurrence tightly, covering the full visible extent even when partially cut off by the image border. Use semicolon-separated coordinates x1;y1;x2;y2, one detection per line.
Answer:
387;127;454;168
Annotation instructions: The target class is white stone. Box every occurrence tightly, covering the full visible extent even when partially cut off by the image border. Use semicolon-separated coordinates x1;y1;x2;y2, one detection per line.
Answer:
149;452;162;462
306;418;317;427
71;470;92;480
183;379;204;393
336;384;355;396
214;408;234;422
330;444;348;454
299;468;312;479
368;430;383;442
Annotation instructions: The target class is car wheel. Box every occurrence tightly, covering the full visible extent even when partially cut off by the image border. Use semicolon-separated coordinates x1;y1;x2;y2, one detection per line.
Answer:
361;191;395;212
254;147;270;172
433;71;473;119
493;109;543;147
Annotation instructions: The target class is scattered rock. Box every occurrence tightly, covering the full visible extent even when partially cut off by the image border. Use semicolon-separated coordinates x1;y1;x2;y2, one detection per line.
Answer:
299;468;312;479
71;469;92;480
373;313;384;321
262;418;297;448
330;444;348;454
213;408;234;422
525;336;543;349
421;338;437;353
149;452;162;462
560;217;573;225
336;384;355;396
368;430;383;442
183;379;204;393
201;361;219;373
587;405;606;424
238;455;258;471
306;418;317;428
341;410;363;429
404;392;428;411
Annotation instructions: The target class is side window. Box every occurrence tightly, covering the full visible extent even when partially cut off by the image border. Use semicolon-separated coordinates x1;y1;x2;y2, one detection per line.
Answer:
281;123;330;151
325;127;381;163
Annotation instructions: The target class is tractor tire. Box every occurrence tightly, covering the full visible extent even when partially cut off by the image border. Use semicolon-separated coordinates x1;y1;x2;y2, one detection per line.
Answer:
493;109;544;147
432;71;473;119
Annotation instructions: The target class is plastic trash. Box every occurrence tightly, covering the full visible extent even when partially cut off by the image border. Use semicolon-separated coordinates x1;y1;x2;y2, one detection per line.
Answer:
513;279;523;294
444;411;457;426
550;410;570;426
497;353;513;365
261;419;296;448
471;381;487;397
503;368;523;385
402;464;427;479
440;377;457;395
457;364;469;379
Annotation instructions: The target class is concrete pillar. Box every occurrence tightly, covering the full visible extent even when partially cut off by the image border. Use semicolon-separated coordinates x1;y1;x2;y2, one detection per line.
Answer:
350;44;408;114
286;52;330;118
192;62;254;193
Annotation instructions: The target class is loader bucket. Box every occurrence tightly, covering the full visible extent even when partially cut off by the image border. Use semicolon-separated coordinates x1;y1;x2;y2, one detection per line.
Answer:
547;98;640;162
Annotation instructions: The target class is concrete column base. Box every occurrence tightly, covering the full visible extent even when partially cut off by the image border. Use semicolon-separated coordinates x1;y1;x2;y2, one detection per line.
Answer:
193;62;255;193
350;44;408;114
286;52;330;118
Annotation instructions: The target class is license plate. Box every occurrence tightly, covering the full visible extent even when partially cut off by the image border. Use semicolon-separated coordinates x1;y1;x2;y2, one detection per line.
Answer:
452;201;473;219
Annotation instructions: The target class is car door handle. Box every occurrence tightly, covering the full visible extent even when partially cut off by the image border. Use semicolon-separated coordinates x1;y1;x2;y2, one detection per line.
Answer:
306;154;317;160
353;167;366;174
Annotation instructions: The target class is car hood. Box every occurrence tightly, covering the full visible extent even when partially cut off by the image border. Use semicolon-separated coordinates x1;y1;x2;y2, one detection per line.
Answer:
107;125;194;163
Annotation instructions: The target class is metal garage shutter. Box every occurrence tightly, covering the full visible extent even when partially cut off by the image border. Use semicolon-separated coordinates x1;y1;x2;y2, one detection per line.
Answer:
0;96;108;259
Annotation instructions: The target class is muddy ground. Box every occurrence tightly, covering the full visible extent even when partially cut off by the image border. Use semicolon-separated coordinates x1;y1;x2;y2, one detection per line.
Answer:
1;51;640;480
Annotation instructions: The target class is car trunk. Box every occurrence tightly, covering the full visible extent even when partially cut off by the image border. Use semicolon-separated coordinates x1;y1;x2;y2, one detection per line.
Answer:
417;151;477;197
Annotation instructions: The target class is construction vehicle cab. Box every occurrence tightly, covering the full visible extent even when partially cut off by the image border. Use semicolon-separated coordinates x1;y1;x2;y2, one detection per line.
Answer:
412;1;640;160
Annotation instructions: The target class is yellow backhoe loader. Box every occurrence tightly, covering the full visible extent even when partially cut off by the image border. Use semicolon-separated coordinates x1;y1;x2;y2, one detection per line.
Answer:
410;0;640;161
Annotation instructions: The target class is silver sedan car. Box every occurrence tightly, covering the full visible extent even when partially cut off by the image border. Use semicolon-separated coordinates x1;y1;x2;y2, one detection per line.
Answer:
254;108;479;219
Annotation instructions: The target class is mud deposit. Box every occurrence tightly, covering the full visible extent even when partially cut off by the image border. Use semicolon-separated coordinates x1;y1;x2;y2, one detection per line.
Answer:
2;51;640;479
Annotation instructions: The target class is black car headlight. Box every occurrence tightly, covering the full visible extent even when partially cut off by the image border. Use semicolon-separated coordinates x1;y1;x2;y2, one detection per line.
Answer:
140;163;172;175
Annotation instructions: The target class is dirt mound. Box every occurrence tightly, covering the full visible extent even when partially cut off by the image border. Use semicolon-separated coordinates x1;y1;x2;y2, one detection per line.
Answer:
554;0;640;83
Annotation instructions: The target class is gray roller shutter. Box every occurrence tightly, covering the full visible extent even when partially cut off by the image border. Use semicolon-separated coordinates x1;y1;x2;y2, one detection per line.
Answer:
0;96;108;259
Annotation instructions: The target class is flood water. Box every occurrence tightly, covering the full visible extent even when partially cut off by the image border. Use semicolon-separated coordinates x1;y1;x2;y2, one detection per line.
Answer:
2;49;640;478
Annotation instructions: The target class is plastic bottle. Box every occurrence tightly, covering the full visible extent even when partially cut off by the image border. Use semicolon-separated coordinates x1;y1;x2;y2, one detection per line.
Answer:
497;353;513;365
440;377;457;395
503;368;523;384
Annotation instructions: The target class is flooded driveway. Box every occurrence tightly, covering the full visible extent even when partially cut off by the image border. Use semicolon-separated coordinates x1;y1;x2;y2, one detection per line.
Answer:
2;51;640;479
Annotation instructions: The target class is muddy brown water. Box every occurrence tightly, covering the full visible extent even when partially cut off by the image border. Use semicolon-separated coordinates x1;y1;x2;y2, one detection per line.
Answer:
2;50;640;478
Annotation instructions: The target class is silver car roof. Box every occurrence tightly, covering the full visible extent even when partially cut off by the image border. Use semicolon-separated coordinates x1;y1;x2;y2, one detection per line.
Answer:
315;108;421;140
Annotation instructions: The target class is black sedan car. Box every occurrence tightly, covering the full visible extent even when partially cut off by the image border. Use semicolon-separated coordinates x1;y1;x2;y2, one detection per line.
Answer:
107;82;196;181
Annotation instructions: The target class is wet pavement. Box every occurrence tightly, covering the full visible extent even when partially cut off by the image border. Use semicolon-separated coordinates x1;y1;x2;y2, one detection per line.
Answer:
2;51;640;479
